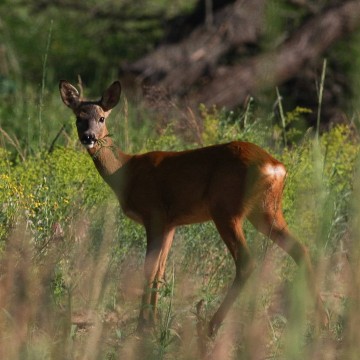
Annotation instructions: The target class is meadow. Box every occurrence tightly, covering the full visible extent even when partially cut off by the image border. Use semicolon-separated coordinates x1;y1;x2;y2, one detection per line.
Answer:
0;87;359;359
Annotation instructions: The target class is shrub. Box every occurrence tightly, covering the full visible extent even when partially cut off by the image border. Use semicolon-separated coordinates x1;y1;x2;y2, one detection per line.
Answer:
281;124;359;252
0;146;111;249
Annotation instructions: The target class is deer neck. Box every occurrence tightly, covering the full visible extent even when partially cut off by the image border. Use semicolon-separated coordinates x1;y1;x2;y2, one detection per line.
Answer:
86;135;130;182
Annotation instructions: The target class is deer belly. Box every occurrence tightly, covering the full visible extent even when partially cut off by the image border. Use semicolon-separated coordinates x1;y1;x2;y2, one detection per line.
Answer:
169;202;211;226
123;208;144;224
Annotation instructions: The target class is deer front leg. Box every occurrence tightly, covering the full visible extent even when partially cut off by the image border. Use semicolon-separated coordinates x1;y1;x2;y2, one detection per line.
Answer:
137;225;175;332
150;228;175;311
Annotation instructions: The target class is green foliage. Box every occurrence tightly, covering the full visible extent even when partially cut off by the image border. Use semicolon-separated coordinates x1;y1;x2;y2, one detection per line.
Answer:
1;97;359;359
275;106;313;145
144;123;188;151
0;146;110;249
0;0;196;86
199;102;274;148
1;0;360;357
281;124;358;253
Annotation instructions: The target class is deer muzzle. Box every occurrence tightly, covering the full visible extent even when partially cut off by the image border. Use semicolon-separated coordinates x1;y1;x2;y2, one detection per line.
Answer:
81;133;97;149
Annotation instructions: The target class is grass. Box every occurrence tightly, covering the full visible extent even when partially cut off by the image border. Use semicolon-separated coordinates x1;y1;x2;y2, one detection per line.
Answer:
0;87;359;359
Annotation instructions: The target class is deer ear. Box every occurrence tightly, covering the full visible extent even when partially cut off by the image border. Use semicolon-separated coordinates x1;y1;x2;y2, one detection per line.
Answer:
59;80;80;109
100;81;121;111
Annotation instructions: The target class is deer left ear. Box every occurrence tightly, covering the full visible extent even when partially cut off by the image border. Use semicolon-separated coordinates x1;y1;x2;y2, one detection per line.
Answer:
59;80;81;109
100;81;121;111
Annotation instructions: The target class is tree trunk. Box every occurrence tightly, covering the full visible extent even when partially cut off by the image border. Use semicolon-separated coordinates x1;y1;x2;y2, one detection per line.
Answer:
125;0;360;110
197;0;360;108
125;0;266;95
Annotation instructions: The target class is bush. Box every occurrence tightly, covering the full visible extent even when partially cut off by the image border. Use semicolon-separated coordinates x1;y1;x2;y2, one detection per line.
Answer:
0;146;111;249
281;124;358;252
1;100;359;359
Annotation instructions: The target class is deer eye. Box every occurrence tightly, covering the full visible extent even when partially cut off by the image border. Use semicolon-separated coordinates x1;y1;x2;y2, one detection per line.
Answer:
99;117;105;123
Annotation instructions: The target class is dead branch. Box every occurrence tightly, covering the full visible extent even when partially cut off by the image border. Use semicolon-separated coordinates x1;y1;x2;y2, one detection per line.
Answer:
196;0;360;108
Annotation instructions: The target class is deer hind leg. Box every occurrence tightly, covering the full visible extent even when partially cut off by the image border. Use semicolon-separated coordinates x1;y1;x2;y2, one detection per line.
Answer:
209;211;255;337
137;225;175;332
248;198;328;326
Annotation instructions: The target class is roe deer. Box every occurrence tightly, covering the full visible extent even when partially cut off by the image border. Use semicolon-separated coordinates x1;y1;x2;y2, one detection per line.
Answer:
59;80;327;336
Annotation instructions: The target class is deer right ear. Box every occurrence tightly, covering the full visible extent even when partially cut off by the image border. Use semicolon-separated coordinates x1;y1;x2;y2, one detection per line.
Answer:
59;80;80;109
100;81;121;111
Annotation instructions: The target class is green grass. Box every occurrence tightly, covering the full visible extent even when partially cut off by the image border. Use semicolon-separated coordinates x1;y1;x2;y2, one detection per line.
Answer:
0;89;359;359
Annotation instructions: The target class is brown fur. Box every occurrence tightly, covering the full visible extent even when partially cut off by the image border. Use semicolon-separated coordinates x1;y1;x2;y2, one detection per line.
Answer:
59;80;327;336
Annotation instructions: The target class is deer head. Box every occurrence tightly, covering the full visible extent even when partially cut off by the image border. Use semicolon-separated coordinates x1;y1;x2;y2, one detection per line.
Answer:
59;80;121;149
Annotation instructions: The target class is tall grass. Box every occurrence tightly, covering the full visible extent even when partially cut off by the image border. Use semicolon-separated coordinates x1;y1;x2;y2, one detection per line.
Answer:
0;86;359;359
38;20;54;149
316;59;328;139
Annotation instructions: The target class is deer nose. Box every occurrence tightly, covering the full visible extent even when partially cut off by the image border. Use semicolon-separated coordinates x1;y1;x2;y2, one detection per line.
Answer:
81;133;96;145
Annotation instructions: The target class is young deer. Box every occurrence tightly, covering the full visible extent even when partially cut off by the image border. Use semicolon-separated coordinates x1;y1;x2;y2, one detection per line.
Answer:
59;80;327;336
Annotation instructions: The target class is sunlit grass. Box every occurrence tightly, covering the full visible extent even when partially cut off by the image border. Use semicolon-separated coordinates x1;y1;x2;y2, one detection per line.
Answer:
0;97;359;358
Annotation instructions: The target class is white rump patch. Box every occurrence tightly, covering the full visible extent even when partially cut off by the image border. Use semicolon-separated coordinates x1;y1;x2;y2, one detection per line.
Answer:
262;163;286;178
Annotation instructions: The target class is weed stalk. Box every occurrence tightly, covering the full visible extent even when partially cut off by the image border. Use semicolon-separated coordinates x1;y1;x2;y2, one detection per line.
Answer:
38;20;53;149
